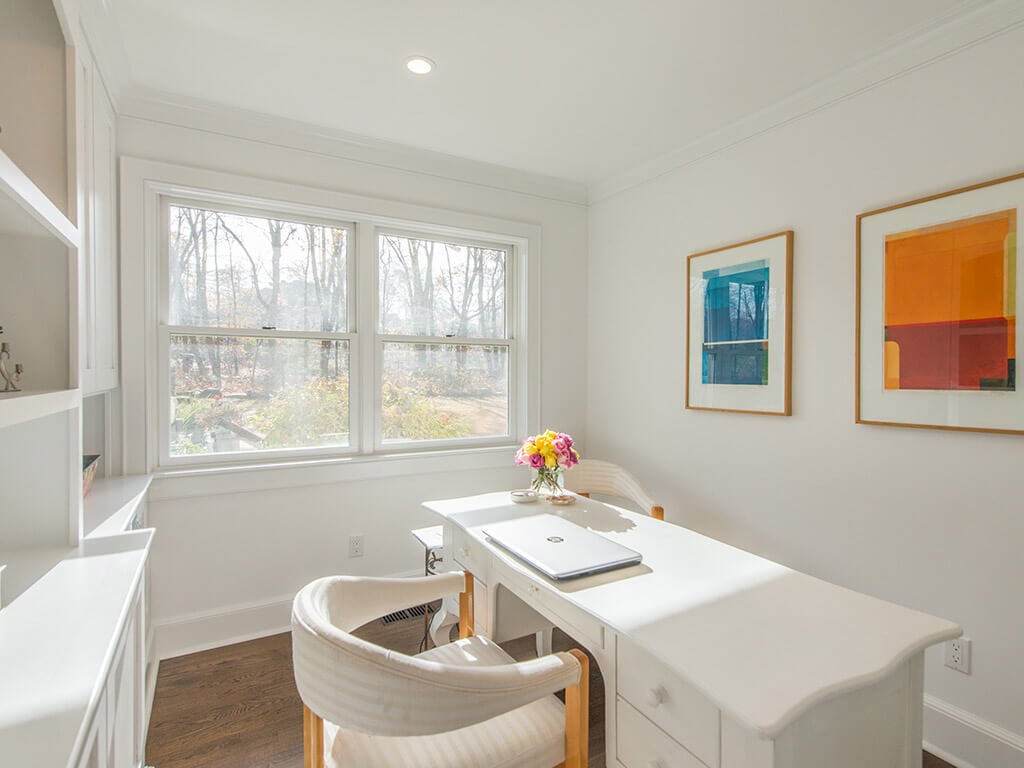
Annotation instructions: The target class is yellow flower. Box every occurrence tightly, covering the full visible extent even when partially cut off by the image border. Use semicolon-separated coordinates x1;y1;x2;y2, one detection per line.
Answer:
544;453;557;468
523;443;538;455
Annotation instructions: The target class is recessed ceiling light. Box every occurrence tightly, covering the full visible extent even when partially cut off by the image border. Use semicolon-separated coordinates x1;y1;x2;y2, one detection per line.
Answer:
406;56;435;75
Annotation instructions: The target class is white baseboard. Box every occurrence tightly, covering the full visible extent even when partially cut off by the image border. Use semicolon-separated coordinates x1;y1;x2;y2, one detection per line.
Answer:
924;694;1024;768
154;594;293;659
153;569;423;660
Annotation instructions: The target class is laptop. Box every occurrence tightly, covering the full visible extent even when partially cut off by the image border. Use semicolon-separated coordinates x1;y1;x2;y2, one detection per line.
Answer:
483;514;642;580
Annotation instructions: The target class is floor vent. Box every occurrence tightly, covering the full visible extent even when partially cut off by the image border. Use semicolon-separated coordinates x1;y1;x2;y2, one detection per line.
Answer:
380;604;427;624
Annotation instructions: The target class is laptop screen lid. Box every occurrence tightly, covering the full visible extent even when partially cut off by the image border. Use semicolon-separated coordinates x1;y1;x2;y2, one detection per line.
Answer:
483;513;642;580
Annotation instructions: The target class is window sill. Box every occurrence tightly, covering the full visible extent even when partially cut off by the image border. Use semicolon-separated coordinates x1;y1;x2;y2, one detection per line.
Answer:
148;444;519;501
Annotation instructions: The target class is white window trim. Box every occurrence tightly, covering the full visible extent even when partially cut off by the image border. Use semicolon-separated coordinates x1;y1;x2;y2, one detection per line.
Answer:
120;157;541;478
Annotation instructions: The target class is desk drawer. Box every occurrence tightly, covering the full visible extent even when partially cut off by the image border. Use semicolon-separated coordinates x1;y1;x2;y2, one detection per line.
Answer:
498;566;605;651
449;527;491;581
617;637;720;767
617;697;708;768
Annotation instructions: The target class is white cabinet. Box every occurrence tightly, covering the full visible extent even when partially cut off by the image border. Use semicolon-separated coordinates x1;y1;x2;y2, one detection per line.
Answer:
0;0;82;606
106;593;140;768
74;594;140;768
78;42;119;395
0;528;153;768
1;4;150;767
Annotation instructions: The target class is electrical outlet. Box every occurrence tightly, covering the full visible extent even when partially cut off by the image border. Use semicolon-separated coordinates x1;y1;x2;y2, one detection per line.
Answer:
349;534;364;558
944;637;971;674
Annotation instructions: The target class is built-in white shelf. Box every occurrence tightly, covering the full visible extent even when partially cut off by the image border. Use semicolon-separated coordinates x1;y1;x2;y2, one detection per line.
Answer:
0;387;81;430
0;148;78;247
0;530;152;768
0;544;76;607
84;475;153;539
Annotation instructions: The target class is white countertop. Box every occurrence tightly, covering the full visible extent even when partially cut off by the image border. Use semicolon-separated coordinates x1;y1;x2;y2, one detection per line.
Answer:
0;531;152;768
424;492;961;738
83;475;152;539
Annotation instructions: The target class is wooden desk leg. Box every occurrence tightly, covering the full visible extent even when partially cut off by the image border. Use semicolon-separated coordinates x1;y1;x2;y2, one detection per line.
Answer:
459;571;475;639
565;649;590;768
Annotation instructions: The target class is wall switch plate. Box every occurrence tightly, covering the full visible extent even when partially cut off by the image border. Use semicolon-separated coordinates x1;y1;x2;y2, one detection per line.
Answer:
944;637;971;674
349;534;364;558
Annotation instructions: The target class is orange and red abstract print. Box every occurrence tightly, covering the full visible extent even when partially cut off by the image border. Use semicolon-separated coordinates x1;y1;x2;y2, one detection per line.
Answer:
884;210;1016;391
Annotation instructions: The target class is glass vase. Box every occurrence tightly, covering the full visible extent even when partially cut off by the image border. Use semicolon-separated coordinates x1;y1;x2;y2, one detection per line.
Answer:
532;466;565;497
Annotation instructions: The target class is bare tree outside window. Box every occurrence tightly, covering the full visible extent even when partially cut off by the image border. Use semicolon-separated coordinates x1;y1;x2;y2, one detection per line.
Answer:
167;204;351;456
378;233;510;443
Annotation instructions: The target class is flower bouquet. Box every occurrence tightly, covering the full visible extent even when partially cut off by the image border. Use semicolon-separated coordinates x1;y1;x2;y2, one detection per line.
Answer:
514;430;580;497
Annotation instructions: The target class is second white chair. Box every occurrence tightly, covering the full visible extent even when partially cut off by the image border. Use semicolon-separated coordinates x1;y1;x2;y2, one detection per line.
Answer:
563;458;664;520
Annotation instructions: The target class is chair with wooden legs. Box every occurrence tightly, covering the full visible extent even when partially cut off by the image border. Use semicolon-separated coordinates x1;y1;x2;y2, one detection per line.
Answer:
292;571;589;768
564;458;664;520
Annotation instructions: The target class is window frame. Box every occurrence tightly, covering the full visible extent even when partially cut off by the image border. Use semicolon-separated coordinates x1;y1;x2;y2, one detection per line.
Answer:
134;166;537;472
373;227;517;452
158;196;359;466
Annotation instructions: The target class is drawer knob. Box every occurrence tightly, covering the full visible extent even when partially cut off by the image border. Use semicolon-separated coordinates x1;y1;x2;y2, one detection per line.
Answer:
648;761;665;768
460;546;471;558
646;685;667;708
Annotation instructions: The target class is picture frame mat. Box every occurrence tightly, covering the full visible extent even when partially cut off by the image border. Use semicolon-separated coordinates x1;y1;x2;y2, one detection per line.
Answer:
687;231;793;414
857;174;1024;432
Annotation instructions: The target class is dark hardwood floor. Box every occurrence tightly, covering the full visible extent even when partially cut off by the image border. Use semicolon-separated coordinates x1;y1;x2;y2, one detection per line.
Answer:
145;617;952;768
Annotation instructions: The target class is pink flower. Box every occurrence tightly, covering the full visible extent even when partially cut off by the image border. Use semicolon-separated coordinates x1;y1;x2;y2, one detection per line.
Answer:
529;452;544;469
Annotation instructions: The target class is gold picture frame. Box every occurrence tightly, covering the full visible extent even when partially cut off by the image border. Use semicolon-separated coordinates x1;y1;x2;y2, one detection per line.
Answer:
856;171;1024;434
686;231;793;415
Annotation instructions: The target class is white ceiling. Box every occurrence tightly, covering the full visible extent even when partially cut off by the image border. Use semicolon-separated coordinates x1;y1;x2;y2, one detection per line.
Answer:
108;0;980;185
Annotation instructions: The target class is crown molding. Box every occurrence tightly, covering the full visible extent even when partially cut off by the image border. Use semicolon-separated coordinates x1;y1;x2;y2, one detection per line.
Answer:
588;0;1024;204
53;0;132;110
118;89;589;207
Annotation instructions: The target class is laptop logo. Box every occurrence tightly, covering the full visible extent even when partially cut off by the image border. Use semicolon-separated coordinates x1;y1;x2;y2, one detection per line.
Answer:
547;536;564;543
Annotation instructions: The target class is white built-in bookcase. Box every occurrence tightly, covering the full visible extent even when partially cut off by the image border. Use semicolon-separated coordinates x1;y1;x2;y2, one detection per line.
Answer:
0;3;153;767
0;0;83;602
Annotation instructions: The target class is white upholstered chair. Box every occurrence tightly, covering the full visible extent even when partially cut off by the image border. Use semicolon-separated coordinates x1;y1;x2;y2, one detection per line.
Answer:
292;571;590;768
564;459;664;521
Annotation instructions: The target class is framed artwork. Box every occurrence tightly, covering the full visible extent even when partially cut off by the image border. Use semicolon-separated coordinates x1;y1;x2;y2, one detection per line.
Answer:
857;171;1024;434
686;231;793;415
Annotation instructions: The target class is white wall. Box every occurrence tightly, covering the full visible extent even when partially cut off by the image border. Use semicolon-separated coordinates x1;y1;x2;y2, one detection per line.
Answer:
117;109;588;657
586;27;1024;768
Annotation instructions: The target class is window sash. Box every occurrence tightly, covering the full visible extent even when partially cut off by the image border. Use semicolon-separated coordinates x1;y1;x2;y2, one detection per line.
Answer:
372;227;516;451
373;338;516;451
157;326;360;466
376;227;511;340
163;197;356;335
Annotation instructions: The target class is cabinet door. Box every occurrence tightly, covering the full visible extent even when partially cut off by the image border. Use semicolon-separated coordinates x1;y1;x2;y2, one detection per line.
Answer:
79;46;119;395
75;693;107;768
108;601;140;768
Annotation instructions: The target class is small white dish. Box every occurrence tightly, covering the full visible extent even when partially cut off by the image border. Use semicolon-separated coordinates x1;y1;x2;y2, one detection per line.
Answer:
510;489;539;504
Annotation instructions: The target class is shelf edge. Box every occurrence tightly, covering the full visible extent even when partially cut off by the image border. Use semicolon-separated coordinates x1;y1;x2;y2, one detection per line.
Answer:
0;148;79;248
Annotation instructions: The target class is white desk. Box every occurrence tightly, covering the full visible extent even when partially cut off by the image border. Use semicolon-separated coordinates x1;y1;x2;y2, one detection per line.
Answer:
423;492;960;768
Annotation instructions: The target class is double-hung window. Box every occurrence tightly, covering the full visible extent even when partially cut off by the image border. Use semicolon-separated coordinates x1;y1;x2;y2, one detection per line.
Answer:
159;195;518;465
376;231;513;448
163;202;353;461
